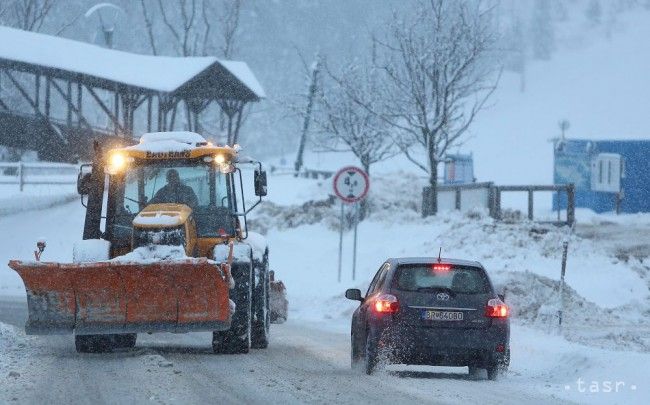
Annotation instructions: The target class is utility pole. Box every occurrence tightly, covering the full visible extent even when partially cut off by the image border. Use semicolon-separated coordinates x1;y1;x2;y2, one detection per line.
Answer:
294;55;321;176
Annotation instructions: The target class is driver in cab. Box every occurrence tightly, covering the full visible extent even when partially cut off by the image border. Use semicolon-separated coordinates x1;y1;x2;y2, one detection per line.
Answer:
150;169;199;208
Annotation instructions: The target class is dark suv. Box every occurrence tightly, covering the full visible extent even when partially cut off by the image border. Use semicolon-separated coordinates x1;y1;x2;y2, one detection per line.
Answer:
346;258;510;379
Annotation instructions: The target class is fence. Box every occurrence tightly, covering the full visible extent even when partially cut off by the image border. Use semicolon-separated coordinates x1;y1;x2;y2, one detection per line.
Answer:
423;183;576;226
0;162;79;191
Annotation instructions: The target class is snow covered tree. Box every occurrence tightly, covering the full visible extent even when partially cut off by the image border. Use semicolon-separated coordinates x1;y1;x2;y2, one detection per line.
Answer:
530;0;555;60
370;0;500;215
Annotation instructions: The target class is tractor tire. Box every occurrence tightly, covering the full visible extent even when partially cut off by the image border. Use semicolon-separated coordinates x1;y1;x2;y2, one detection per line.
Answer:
251;250;270;349
213;259;253;354
75;334;116;353
114;334;137;349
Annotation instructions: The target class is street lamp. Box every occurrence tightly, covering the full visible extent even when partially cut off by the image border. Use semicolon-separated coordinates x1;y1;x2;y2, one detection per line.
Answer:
84;2;125;49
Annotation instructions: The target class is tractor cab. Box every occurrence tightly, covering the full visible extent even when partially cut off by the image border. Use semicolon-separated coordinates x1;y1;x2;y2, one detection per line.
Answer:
78;131;267;259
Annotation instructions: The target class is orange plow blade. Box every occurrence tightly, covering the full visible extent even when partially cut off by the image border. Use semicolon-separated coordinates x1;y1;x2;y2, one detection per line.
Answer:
8;259;231;335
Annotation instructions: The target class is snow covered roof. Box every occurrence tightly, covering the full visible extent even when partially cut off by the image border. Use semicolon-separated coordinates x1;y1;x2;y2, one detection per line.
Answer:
139;132;207;146
0;26;265;99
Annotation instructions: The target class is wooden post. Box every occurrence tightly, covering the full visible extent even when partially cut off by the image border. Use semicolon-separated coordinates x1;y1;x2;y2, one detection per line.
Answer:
114;90;120;136
495;188;502;220
528;188;534;220
34;73;40;109
567;184;575;226
147;96;152;132
18;162;24;192
77;82;82;127
44;77;51;118
558;241;569;328
455;188;461;210
66;81;72;127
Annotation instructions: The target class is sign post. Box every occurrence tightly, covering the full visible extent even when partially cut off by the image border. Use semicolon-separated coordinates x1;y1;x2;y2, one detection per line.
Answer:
333;166;370;282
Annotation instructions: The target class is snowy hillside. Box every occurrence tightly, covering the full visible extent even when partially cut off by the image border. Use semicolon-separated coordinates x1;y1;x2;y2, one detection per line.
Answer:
289;8;650;189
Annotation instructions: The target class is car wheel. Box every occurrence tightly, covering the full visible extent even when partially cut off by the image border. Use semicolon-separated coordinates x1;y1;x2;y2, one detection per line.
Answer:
364;334;379;375
486;364;499;380
351;332;363;372
468;366;481;378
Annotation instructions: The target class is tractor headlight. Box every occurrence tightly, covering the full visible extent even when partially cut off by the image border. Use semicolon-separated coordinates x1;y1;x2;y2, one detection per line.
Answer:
214;154;226;164
107;153;130;175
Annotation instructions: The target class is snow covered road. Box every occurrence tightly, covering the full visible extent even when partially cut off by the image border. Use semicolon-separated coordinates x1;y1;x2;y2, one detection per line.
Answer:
1;201;649;404
1;296;569;405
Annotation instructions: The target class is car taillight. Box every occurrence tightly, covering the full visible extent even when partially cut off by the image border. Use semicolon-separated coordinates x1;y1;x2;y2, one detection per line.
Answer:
485;298;509;318
373;294;400;314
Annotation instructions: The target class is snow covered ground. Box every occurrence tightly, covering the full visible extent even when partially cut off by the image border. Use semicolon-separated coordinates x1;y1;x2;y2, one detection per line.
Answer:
0;184;77;217
1;172;649;404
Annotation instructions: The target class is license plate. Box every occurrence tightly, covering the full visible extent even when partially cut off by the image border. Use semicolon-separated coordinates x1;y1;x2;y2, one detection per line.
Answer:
422;310;464;321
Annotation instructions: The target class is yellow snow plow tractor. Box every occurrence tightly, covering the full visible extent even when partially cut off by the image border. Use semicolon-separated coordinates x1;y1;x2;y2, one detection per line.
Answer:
9;131;284;353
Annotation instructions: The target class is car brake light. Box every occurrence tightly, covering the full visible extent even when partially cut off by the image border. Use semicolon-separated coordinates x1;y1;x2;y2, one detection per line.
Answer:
485;298;509;318
373;294;399;314
432;263;452;272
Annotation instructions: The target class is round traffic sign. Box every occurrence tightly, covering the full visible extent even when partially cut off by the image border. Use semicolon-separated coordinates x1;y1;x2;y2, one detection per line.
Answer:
333;166;370;203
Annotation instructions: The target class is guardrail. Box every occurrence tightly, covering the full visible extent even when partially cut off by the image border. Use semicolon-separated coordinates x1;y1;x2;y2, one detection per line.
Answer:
493;184;575;226
0;162;79;191
423;183;576;226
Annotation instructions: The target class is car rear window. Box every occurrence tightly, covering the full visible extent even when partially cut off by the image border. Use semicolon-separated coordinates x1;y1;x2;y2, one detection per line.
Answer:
393;264;491;294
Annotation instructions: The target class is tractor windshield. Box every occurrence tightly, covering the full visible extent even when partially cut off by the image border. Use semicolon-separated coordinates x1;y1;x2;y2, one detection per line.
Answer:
123;164;228;212
108;160;234;248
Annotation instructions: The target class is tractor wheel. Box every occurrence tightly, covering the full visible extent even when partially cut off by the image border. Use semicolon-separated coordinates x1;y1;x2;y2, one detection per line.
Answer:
251;250;270;349
114;334;137;349
213;259;252;354
75;335;116;353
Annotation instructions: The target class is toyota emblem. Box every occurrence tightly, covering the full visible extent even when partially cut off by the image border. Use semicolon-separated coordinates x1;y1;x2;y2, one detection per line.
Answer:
436;292;450;301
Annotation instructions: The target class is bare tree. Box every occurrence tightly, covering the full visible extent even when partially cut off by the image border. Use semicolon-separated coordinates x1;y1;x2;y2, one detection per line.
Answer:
216;0;243;59
0;0;58;162
139;0;244;58
139;0;246;139
5;0;55;31
314;62;395;176
370;0;500;215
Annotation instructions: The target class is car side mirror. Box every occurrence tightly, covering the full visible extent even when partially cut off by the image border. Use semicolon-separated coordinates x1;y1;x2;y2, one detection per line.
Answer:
345;288;363;302
254;169;267;197
498;293;506;302
77;172;93;195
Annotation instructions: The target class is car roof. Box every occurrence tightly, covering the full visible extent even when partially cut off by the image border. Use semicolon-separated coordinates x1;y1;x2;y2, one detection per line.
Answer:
388;257;483;268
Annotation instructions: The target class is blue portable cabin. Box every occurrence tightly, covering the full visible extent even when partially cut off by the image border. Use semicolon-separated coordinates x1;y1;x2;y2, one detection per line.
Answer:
553;138;650;213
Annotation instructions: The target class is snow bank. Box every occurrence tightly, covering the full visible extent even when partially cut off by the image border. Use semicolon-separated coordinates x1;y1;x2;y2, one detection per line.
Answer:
213;243;251;263
0;188;77;217
72;239;110;263
0;322;28;383
111;245;188;263
133;212;183;227
246;232;268;260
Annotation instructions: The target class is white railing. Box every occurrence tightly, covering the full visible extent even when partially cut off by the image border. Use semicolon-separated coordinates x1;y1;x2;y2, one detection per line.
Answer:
0;162;79;191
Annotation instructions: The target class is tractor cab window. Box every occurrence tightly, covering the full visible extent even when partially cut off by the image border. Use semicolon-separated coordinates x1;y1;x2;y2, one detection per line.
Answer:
123;165;225;211
110;162;234;245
